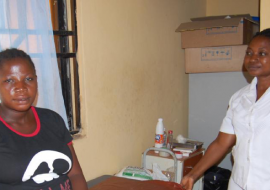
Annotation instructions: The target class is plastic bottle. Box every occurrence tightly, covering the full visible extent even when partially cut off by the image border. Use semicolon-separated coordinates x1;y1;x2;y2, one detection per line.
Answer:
163;128;167;148
167;130;173;150
155;118;164;153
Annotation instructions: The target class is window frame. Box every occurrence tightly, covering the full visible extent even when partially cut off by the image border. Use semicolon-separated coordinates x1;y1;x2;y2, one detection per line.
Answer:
51;0;81;134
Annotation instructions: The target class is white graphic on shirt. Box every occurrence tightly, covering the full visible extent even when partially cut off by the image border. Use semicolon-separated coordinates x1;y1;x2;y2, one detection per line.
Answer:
22;150;72;184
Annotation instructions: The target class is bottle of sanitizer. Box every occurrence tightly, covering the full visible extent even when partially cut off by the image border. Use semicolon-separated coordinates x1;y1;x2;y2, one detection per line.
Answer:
155;118;164;153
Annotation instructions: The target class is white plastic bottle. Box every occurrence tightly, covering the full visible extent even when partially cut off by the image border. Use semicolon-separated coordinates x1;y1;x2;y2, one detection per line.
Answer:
155;118;164;153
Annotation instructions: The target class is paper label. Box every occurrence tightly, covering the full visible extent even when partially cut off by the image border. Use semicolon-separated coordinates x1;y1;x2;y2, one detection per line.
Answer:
201;47;232;61
155;134;164;144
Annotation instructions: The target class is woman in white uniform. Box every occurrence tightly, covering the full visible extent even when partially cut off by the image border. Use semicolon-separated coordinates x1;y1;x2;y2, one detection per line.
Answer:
181;28;270;190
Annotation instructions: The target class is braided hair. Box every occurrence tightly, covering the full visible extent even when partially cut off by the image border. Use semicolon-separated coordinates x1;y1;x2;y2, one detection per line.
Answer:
0;48;36;72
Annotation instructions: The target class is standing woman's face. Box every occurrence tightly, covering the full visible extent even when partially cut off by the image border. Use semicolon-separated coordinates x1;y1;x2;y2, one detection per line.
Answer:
244;36;270;78
0;58;37;112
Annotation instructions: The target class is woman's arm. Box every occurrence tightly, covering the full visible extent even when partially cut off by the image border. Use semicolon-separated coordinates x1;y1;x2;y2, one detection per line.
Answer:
180;132;236;190
68;144;88;190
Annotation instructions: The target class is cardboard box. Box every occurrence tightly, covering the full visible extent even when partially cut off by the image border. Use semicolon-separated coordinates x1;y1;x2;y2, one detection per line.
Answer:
185;45;247;73
176;14;259;48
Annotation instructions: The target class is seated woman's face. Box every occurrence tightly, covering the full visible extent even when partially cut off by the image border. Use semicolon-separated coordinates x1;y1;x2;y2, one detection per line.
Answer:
0;57;37;112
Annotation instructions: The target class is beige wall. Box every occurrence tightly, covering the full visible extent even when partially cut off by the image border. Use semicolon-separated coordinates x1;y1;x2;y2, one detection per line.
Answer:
74;0;206;181
206;0;259;16
261;0;270;30
72;0;261;182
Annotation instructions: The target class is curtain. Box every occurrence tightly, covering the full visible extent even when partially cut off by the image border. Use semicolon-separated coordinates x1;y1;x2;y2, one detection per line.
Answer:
0;0;68;128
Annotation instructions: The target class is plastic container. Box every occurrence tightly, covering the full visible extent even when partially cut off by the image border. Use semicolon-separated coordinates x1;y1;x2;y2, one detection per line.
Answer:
159;147;170;157
167;130;173;150
155;118;164;153
174;151;183;159
163;128;167;148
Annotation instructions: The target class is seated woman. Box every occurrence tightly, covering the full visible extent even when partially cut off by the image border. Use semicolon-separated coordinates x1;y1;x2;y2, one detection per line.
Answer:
0;48;88;190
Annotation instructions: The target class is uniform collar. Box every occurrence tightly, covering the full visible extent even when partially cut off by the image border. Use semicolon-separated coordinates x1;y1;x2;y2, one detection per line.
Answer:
247;77;270;103
246;77;257;103
249;77;257;92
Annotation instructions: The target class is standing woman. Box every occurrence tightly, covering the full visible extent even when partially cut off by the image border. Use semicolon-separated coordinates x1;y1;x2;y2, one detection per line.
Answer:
181;28;270;190
0;49;88;190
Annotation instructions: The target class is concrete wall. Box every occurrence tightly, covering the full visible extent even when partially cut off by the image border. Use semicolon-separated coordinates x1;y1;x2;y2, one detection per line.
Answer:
74;0;206;181
189;0;260;170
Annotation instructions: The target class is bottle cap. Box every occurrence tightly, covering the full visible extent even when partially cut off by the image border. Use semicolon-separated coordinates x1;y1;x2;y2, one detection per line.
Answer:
158;118;163;122
168;130;173;134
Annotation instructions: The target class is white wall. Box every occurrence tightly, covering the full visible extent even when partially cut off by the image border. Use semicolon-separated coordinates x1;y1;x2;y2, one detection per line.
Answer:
189;72;253;169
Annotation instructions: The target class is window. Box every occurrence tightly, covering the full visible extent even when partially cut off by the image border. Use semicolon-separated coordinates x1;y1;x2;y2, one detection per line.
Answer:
49;0;81;134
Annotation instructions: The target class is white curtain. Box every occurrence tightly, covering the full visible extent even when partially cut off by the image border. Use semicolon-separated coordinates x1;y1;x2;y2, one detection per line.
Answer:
0;0;68;128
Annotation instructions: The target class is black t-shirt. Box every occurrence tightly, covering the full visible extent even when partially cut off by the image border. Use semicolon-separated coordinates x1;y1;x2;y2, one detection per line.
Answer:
0;107;73;190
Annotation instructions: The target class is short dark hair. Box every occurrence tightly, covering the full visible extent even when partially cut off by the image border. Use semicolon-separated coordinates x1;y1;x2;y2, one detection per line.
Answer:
253;28;270;40
0;48;36;72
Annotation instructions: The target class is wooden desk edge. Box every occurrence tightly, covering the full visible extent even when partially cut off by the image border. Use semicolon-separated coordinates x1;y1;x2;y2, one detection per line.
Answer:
144;148;205;161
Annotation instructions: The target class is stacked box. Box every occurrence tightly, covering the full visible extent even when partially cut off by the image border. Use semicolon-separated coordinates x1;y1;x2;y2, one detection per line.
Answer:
175;14;259;73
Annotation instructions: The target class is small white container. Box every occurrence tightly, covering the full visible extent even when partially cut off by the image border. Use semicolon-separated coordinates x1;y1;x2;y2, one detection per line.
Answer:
159;147;170;157
159;151;170;157
174;151;183;159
